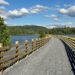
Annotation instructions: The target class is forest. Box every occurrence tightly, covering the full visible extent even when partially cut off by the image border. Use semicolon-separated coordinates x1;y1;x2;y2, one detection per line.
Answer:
8;25;75;35
8;25;49;35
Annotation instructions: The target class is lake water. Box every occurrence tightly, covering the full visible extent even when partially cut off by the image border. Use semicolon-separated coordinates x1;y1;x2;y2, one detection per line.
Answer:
11;35;39;44
66;35;75;37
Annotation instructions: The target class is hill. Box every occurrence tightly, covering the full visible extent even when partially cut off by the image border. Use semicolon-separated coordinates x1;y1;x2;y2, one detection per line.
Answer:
8;25;75;35
8;25;49;35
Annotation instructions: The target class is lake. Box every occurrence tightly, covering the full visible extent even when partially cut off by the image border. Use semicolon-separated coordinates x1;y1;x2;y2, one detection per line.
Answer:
66;35;75;38
11;35;39;44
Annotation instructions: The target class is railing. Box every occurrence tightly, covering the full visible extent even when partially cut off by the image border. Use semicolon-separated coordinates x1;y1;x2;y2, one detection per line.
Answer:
58;36;75;74
59;36;75;50
0;37;50;72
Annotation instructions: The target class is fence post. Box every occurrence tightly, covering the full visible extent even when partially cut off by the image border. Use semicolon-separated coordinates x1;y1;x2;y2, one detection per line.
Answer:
0;43;4;73
42;39;44;45
38;39;40;48
36;38;39;49
32;39;34;51
32;39;35;51
15;41;19;62
41;38;44;46
25;40;29;53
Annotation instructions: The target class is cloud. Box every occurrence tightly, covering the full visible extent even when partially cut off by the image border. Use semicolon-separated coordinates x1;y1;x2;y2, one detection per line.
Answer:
8;8;29;18
0;8;29;19
30;5;49;14
55;5;60;8
0;0;9;6
53;18;59;21
45;14;57;18
59;9;68;14
59;6;75;17
0;15;8;20
64;4;72;7
0;7;7;20
7;5;49;19
45;14;59;21
50;14;58;18
67;22;73;25
0;4;50;19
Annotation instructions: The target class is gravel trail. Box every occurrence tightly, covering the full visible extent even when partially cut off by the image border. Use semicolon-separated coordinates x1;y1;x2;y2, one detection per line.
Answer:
2;38;73;75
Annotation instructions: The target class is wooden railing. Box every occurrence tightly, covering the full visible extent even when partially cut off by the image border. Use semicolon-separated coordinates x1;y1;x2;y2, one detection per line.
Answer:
0;37;50;72
58;36;75;73
59;36;75;50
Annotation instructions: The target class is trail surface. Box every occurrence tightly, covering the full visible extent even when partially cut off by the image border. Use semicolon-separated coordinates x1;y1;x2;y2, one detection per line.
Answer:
2;38;73;75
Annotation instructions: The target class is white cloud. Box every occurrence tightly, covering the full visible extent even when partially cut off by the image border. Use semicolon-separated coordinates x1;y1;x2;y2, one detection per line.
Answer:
64;4;72;7
8;8;29;18
7;5;49;19
0;15;8;20
59;8;68;14
67;22;73;25
53;18;59;21
0;4;50;19
59;6;75;17
45;14;59;21
50;14;58;18
30;5;49;14
45;14;58;18
0;0;9;6
55;5;60;8
8;10;22;16
20;8;29;14
0;7;7;20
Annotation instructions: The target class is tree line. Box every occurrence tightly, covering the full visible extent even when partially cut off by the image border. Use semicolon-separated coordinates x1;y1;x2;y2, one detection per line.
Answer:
8;26;75;35
49;27;75;35
8;25;49;35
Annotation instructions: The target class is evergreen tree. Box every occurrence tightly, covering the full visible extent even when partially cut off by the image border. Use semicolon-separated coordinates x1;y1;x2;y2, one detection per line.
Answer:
0;17;10;46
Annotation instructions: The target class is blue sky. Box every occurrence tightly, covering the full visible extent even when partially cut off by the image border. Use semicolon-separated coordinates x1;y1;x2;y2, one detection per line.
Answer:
0;0;75;27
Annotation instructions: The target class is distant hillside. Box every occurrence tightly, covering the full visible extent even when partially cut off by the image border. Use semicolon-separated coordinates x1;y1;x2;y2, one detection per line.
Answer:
8;25;75;35
49;27;75;35
8;25;49;35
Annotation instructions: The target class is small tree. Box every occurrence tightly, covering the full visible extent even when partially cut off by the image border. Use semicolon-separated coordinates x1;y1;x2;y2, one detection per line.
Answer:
39;31;46;38
0;17;10;46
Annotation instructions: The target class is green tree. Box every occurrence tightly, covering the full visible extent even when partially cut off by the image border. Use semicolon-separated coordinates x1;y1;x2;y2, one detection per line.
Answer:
0;17;10;46
39;31;46;38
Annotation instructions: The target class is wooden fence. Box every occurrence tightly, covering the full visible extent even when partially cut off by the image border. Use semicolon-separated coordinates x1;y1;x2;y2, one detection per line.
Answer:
59;36;75;74
59;36;75;50
0;37;50;72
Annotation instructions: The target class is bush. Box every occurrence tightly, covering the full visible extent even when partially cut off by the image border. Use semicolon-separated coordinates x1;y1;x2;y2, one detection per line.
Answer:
39;31;46;38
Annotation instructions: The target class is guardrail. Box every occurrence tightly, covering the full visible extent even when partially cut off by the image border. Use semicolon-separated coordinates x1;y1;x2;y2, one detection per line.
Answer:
58;36;75;74
0;37;50;72
59;36;75;50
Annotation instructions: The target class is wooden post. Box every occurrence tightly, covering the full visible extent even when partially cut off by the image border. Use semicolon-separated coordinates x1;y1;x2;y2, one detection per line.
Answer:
40;39;42;47
32;39;35;51
25;40;29;53
41;38;43;46
0;43;4;73
36;38;39;49
15;41;19;62
38;38;41;48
